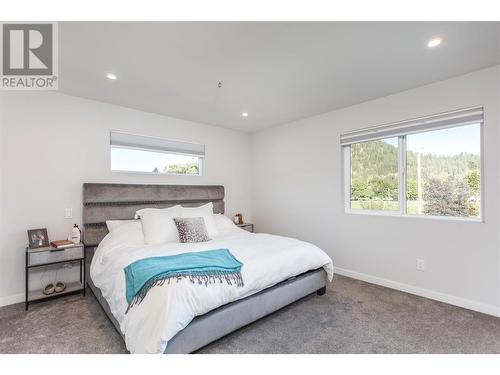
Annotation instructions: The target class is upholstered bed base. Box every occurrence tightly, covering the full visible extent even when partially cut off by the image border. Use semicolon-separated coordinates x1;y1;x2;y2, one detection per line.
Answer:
82;183;328;354
85;247;327;353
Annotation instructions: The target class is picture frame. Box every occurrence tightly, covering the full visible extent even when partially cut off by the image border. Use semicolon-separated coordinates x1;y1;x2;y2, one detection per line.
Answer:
27;228;49;249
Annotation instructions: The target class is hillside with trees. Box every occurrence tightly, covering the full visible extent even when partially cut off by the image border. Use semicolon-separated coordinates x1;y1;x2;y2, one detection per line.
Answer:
350;140;480;217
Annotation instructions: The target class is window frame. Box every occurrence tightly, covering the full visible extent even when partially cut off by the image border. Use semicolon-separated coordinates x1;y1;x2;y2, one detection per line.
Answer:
109;131;205;177
342;121;484;223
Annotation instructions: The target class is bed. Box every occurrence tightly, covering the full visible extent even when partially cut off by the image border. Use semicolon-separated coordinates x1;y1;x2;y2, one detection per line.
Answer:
83;183;333;353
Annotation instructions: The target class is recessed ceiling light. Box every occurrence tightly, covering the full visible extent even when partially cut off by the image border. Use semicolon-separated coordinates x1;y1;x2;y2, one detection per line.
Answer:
427;37;442;48
106;73;117;80
242;112;249;117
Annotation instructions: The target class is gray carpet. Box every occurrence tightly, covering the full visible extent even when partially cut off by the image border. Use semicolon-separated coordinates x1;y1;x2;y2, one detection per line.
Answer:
1;274;499;354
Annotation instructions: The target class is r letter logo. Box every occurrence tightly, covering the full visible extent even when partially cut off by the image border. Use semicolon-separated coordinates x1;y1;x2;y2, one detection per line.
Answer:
1;22;58;90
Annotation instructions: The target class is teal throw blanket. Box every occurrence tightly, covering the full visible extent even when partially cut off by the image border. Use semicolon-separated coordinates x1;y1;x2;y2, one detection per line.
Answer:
124;249;243;312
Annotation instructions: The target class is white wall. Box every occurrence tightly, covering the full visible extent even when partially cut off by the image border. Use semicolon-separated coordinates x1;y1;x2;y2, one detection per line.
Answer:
0;92;252;305
251;65;500;315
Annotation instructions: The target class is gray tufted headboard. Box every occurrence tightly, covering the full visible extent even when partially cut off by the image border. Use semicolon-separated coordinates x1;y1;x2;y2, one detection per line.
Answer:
82;183;225;247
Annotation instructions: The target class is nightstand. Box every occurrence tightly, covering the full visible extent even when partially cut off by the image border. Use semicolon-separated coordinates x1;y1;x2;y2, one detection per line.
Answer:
237;223;254;233
25;242;85;310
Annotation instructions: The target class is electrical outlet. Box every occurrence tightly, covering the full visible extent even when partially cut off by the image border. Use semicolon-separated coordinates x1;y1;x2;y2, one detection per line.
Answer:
416;259;425;271
65;208;73;219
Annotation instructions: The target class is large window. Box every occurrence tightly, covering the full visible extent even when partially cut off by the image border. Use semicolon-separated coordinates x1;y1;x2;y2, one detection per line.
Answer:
110;131;204;175
342;107;483;220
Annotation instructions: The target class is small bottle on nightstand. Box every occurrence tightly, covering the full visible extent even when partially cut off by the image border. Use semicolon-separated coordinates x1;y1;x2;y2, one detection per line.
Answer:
69;224;81;244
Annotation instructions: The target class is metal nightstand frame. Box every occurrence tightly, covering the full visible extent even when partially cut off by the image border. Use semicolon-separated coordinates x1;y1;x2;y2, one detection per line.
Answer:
25;243;86;310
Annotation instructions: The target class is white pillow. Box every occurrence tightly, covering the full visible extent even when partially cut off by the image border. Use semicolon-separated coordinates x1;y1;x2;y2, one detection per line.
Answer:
106;219;140;233
213;214;240;234
134;205;179;219
182;202;219;238
94;220;145;265
135;205;183;219
106;220;144;245
140;205;182;245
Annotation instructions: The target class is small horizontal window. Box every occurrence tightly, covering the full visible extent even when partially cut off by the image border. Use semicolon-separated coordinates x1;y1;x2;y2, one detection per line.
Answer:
342;107;483;220
110;131;204;176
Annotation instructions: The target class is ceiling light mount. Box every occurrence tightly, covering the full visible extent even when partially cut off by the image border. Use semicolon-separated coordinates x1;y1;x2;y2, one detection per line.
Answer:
242;112;249;118
106;73;117;80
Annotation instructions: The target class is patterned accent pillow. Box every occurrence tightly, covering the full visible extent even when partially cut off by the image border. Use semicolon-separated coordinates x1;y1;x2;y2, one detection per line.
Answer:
173;217;211;243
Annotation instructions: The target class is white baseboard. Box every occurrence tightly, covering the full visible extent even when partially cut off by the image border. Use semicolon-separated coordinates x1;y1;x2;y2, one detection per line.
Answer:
0;293;24;308
334;266;500;318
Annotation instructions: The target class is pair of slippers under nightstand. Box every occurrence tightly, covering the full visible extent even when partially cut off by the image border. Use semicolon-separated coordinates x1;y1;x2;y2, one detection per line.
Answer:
43;282;67;295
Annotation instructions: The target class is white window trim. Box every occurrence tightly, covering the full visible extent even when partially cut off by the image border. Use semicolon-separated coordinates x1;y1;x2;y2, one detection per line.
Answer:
109;131;204;177
342;111;485;223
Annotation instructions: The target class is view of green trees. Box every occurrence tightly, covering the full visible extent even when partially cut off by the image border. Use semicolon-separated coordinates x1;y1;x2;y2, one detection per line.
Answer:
162;162;199;175
350;139;480;217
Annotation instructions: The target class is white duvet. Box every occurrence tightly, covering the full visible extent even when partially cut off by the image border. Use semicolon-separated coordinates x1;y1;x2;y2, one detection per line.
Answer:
91;227;333;354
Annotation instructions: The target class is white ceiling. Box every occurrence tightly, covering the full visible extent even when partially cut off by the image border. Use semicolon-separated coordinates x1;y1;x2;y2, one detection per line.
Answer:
59;22;500;132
